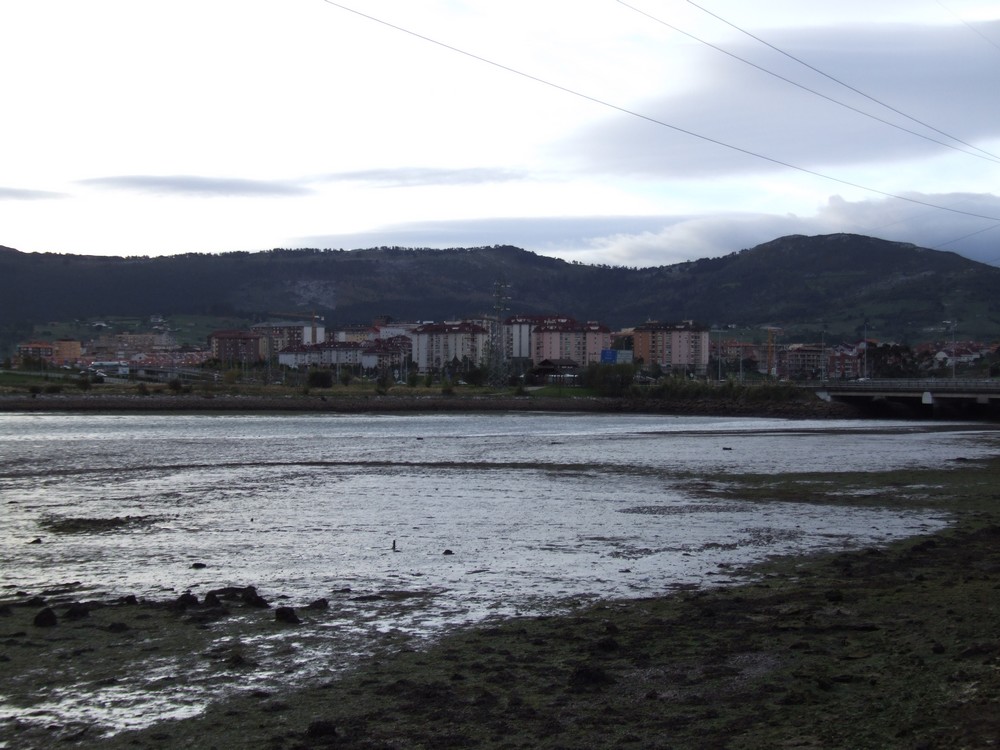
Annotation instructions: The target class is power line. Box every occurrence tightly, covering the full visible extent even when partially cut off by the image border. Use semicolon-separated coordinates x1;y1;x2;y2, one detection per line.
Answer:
617;0;1000;165
934;221;1000;253
686;0;1000;163
937;0;1000;54
316;1;1000;225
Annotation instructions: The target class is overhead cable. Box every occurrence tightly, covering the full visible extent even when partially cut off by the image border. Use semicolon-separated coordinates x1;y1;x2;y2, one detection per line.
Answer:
937;0;1000;54
317;1;1000;224
685;0;1000;163
618;0;1000;164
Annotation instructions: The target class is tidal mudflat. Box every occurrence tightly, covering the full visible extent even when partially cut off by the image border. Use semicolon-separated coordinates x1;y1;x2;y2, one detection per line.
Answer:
2;414;998;748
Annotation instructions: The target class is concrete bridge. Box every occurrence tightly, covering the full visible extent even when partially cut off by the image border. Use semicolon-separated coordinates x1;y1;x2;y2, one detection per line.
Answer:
816;378;1000;419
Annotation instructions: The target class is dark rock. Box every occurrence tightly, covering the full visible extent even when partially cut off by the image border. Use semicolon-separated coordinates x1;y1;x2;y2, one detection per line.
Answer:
64;602;90;620
824;589;845;603
567;663;615;691
305;720;338;738
107;622;130;633
203;591;221;607
190;562;208;569
33;607;57;627
443;549;455;556
241;586;270;608
306;598;329;610
226;652;253;668
29;537;42;544
275;606;301;624
176;592;199;609
119;594;138;605
186;607;231;624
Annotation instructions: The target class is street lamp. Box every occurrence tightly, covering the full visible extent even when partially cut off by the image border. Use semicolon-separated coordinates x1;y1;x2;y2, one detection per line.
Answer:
945;320;958;379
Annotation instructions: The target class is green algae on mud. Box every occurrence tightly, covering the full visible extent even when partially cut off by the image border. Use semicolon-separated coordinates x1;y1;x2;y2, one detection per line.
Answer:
37;515;163;534
4;459;1000;749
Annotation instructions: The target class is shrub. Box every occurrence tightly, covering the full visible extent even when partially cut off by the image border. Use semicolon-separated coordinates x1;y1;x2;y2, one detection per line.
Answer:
307;369;334;389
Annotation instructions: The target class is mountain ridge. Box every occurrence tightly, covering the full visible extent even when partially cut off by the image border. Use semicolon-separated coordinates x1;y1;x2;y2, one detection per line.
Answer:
1;234;997;346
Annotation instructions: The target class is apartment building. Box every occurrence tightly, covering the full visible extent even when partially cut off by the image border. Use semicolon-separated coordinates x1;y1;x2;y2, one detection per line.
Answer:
251;320;325;352
784;343;826;379
410;321;488;373
15;340;55;365
277;341;363;369
531;319;612;366
209;330;264;364
632;321;710;374
360;335;412;372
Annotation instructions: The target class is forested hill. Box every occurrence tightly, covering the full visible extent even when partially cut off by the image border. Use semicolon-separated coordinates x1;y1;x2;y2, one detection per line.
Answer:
1;233;998;342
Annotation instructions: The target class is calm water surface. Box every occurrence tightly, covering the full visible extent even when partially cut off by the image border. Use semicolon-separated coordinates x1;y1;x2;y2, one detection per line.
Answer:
1;411;997;736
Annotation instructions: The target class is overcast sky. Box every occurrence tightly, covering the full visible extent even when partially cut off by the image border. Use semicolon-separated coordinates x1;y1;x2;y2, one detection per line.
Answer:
3;0;999;267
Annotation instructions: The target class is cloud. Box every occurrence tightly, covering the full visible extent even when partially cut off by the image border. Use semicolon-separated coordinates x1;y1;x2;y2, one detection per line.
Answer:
567;194;1000;268
0;186;66;200
296;216;674;252
318;167;528;187
79;175;312;197
296;192;1000;268
561;21;1000;178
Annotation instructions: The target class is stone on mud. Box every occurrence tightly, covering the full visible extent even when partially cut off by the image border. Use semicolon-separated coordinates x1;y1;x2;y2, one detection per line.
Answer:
33;607;57;627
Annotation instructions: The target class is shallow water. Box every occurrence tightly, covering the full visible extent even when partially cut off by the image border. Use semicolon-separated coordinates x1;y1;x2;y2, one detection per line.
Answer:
1;412;997;736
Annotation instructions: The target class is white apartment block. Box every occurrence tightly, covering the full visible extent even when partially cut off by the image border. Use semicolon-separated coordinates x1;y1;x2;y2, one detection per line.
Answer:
410;322;488;373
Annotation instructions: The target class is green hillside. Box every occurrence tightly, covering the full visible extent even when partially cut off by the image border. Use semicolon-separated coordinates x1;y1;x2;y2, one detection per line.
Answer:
1;234;998;355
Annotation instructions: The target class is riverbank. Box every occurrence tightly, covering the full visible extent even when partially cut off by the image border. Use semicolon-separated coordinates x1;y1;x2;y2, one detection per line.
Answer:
3;457;998;749
0;391;861;419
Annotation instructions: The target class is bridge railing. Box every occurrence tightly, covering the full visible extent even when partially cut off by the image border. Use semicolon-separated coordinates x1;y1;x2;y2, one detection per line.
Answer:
818;378;1000;393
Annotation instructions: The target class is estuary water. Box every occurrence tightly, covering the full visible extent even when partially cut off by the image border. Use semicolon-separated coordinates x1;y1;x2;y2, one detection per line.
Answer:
4;411;994;607
1;411;998;736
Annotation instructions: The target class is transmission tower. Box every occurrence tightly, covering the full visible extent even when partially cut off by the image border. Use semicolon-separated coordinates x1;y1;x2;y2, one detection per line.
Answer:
488;277;511;386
